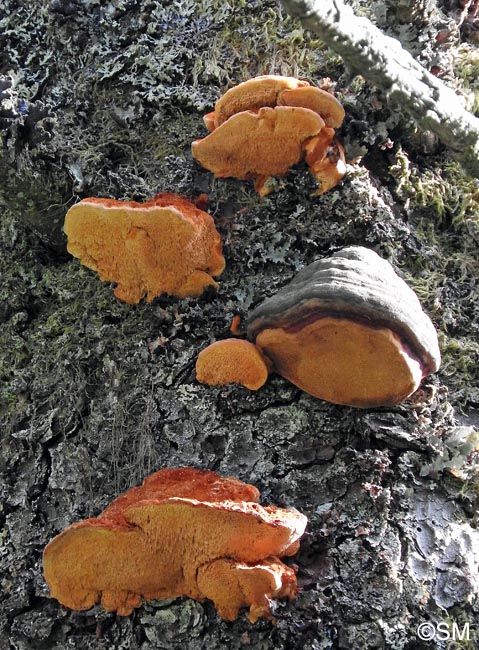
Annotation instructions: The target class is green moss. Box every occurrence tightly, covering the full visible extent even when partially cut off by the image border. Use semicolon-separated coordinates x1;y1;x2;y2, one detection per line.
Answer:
439;334;479;404
0;334;29;378
453;44;479;115
0;390;19;413
390;147;479;228
406;252;479;406
390;148;479;407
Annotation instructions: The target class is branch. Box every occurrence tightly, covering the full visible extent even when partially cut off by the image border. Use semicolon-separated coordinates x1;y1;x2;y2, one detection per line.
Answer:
282;0;479;177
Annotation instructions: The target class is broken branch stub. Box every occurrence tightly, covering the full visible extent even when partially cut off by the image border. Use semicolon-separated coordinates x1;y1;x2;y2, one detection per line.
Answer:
282;0;479;177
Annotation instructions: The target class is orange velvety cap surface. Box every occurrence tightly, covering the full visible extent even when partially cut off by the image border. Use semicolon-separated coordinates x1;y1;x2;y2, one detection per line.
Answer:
196;339;271;390
255;317;424;408
213;75;308;127
64;193;225;304
43;467;307;623
278;86;345;129
212;75;344;129
192;106;325;179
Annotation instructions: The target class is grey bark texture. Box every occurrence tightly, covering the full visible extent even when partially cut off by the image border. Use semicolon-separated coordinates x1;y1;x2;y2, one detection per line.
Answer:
1;1;479;649
281;0;479;177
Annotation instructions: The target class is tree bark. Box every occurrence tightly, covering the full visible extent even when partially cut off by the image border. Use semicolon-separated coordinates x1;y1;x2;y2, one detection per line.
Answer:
1;1;478;649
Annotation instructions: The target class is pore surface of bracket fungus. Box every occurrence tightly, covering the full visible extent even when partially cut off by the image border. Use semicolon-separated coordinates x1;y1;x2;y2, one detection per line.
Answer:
247;247;441;407
64;193;225;304
192;75;346;195
196;339;271;390
43;467;307;623
193;106;325;179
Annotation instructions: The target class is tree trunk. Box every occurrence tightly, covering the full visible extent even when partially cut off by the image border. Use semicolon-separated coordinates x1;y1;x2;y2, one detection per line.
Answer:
1;1;478;649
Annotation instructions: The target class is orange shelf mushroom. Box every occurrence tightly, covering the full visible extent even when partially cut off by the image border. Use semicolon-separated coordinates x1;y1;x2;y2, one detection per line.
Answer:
195;248;441;408
64;193;225;304
192;75;346;196
43;468;307;623
247;247;441;408
193;106;326;180
212;75;345;130
196;339;271;390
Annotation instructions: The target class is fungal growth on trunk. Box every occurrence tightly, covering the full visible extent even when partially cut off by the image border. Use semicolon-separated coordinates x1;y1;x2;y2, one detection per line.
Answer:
43;467;307;623
64;193;225;304
196;338;271;390
247;246;441;407
303;127;347;195
192;75;346;196
212;75;345;129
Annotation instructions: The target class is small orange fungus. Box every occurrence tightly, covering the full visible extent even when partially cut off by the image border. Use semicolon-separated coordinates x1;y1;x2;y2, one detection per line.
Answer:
304;128;347;195
196;339;271;391
230;314;242;335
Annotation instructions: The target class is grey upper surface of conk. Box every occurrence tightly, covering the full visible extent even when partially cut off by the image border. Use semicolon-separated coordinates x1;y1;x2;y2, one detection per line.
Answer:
248;246;441;373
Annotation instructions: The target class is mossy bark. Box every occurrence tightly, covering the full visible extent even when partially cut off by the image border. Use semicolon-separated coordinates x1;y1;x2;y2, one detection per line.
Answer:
1;1;478;649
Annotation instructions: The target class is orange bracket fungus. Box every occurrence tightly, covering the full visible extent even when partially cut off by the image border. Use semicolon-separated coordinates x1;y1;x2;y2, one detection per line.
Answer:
196;338;271;390
212;75;345;130
64;193;225;304
246;246;441;408
43;467;307;623
192;75;346;196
